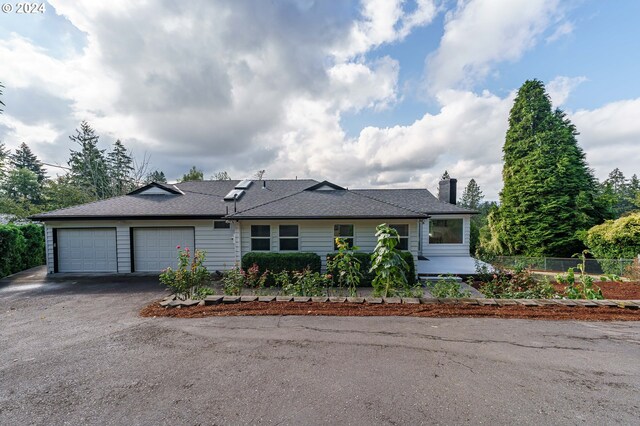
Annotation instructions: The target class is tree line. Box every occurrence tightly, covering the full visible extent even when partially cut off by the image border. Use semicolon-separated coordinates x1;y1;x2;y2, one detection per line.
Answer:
0;120;169;218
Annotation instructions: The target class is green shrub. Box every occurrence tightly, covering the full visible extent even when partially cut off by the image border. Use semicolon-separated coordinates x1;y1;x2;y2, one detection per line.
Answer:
159;248;212;300
281;268;330;297
0;224;27;278
222;266;245;295
582;213;640;274
19;224;45;270
327;251;415;286
0;223;45;278
478;267;555;299
241;252;321;285
428;276;471;298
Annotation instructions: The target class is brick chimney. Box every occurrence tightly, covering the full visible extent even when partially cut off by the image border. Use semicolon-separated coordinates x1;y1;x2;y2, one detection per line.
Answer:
438;178;457;205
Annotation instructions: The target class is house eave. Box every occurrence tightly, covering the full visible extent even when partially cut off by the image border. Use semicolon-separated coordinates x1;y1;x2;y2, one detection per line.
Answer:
30;215;225;222
224;215;429;220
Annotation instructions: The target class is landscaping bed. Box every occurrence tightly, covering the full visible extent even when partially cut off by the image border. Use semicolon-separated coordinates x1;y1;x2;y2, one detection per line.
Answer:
553;281;640;300
141;301;640;321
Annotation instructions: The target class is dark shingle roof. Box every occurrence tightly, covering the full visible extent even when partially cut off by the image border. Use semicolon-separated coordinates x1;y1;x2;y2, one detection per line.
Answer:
30;179;474;220
227;189;427;219
352;189;476;214
31;179;319;219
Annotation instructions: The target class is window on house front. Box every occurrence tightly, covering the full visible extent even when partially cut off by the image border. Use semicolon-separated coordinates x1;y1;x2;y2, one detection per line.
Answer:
429;219;463;244
389;224;409;250
333;224;354;249
279;225;299;251
214;220;230;229
251;225;271;251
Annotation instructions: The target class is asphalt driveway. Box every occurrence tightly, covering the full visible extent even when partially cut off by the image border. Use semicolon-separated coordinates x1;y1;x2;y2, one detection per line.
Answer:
1;267;639;425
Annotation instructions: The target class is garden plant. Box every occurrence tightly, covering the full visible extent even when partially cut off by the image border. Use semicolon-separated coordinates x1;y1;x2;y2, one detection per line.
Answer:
326;237;363;297
369;223;421;297
159;247;213;300
428;276;471;298
556;251;604;300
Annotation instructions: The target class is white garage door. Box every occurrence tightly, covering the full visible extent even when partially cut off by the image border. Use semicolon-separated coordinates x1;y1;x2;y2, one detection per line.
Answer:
57;228;118;273
133;228;195;272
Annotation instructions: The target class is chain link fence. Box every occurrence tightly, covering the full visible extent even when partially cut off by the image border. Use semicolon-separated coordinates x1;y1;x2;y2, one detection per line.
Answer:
494;256;636;276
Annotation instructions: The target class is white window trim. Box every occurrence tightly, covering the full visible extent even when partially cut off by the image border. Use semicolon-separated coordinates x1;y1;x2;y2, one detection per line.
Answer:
428;217;465;245
389;223;410;250
333;224;355;249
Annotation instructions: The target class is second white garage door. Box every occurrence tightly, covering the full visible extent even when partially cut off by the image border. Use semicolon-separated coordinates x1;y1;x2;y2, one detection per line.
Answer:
133;228;195;272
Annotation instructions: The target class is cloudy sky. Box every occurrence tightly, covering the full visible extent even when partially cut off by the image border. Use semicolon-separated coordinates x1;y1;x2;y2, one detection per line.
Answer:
1;0;639;199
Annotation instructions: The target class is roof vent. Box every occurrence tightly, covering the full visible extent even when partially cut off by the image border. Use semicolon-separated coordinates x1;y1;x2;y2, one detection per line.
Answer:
235;179;253;189
223;189;245;201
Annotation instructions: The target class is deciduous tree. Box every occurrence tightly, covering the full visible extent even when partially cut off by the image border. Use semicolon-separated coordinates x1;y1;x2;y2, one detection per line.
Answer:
180;166;203;182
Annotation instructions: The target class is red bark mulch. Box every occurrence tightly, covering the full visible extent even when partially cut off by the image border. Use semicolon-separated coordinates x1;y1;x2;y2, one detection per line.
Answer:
140;301;640;321
554;281;640;300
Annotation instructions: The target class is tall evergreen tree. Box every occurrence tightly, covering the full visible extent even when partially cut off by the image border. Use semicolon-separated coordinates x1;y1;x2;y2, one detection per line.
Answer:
10;142;47;182
107;139;134;196
68;121;110;199
459;179;485;255
441;170;450;180
460;179;484;209
481;79;600;257
0;142;8;181
628;174;640;211
144;170;167;184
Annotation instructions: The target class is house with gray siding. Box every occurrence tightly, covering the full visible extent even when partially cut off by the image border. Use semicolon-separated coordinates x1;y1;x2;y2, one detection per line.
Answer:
30;178;477;276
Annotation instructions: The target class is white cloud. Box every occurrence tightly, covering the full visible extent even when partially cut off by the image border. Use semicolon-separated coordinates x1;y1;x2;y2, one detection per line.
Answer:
571;98;640;181
332;0;437;60
546;21;574;43
1;0;638;202
425;0;564;92
547;75;587;106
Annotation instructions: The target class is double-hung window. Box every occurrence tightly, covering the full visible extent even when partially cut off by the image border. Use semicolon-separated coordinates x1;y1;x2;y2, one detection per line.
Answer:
251;225;271;251
389;224;409;250
333;224;354;249
279;225;299;251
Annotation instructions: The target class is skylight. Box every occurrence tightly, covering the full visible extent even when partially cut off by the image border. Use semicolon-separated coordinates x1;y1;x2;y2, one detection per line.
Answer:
223;189;245;201
235;179;253;189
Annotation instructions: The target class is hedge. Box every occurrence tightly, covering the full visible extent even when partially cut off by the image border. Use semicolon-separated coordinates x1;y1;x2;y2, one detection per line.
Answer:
0;223;45;279
583;212;640;274
326;251;416;287
241;252;322;285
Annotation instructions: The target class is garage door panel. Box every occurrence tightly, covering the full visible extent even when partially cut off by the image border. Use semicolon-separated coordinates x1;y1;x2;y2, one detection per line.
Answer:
134;228;195;272
58;229;117;273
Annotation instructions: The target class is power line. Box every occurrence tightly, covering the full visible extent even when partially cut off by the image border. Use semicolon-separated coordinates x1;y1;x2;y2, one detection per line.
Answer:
42;162;71;170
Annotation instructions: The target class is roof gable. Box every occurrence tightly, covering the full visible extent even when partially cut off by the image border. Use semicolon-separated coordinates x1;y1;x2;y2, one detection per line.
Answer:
305;181;345;191
128;182;183;195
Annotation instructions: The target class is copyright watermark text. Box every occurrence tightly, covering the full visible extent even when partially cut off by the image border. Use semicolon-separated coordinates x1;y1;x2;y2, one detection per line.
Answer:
2;3;46;13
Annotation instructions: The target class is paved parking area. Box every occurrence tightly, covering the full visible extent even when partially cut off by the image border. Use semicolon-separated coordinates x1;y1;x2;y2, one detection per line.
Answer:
1;267;639;425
